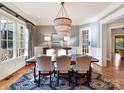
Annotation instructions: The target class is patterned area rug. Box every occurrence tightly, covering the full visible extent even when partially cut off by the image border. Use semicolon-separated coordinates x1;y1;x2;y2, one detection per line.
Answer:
9;70;119;90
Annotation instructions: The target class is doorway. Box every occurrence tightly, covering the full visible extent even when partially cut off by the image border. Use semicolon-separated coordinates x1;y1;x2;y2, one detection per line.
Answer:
79;27;91;55
115;35;124;53
109;27;124;69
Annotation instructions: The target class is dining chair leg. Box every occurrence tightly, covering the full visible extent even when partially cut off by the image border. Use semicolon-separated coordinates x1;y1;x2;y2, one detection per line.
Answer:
57;71;59;86
38;71;40;87
68;71;71;86
53;70;56;77
50;72;52;87
86;71;90;86
33;66;37;82
76;71;78;85
89;65;92;82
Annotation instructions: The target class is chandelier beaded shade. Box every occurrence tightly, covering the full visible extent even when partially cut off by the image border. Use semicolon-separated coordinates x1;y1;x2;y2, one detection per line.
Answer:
54;2;72;32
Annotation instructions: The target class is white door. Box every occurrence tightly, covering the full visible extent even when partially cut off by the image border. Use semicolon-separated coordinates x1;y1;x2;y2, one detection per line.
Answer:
79;27;91;55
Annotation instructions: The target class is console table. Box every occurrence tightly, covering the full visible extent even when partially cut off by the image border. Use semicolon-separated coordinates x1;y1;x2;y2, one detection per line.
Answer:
43;47;72;54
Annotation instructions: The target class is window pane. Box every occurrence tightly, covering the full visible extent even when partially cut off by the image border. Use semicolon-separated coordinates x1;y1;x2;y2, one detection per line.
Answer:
20;26;24;40
8;41;13;48
20;34;24;40
20;41;24;48
1;40;7;48
0;18;8;30
8;50;13;58
8;31;13;40
21;26;24;33
0;49;8;62
1;30;7;39
19;49;24;56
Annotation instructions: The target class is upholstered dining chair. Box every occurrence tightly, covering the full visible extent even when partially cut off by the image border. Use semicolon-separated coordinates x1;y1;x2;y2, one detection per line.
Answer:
36;56;53;87
75;55;92;85
57;49;66;56
56;55;71;86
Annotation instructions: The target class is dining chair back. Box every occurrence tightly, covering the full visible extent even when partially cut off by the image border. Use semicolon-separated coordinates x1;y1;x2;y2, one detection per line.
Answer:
36;56;52;72
56;55;71;73
56;55;71;85
36;56;53;87
76;55;91;73
75;55;92;85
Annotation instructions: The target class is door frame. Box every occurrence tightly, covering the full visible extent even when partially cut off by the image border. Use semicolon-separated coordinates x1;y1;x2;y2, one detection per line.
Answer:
109;25;124;59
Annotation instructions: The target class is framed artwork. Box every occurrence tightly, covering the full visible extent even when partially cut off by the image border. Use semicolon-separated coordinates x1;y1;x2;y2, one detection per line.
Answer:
51;33;61;47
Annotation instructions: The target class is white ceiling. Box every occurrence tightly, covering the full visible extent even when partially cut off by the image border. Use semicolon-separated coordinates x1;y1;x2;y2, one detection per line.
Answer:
2;2;122;25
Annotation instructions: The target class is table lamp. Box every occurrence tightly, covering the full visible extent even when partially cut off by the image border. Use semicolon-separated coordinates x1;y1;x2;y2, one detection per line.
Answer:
44;36;51;47
64;36;70;47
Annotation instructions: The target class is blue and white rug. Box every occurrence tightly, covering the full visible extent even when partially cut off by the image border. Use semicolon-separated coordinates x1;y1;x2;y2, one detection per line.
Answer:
9;70;119;90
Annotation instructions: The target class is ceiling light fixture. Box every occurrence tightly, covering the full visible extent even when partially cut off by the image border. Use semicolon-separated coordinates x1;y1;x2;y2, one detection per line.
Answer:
54;2;72;33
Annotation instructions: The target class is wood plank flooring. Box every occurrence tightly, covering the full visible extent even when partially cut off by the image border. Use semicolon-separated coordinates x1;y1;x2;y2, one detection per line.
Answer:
0;53;124;90
0;64;33;90
92;53;124;89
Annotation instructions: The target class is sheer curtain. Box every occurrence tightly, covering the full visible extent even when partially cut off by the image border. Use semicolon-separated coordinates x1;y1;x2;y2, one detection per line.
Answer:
26;23;36;58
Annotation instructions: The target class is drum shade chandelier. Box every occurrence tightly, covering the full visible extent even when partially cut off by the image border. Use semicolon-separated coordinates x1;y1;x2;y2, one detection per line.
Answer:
54;2;72;32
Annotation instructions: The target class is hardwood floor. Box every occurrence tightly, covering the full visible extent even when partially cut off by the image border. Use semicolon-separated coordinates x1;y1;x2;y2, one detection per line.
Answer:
0;64;33;90
0;53;124;90
92;53;124;89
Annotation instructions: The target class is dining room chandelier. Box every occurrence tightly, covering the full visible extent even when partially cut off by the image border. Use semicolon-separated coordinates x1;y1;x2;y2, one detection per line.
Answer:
54;2;72;32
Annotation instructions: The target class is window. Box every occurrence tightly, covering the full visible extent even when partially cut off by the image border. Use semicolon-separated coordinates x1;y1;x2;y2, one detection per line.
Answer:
0;16;15;62
18;25;25;56
0;14;28;62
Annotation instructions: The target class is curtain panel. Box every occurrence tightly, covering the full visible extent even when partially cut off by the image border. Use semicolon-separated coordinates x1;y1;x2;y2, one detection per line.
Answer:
26;23;36;58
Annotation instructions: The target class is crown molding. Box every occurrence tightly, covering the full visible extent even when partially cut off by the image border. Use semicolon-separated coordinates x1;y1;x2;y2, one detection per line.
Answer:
1;2;38;25
81;2;124;25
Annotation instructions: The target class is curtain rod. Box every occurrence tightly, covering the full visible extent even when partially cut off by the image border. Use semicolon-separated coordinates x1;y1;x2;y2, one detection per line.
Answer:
0;3;35;26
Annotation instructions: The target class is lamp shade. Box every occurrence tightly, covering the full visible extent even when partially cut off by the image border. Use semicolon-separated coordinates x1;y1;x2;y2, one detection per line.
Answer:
54;2;72;33
57;31;70;38
54;17;72;31
44;36;51;41
64;36;70;41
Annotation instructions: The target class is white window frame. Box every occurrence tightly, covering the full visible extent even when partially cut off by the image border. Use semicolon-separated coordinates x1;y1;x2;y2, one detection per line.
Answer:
0;9;27;62
0;15;16;61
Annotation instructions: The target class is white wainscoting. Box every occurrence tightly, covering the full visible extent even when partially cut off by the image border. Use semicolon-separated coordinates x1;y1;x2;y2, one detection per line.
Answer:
0;56;25;80
69;46;82;54
90;47;102;66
